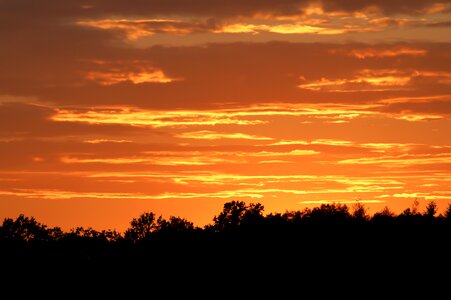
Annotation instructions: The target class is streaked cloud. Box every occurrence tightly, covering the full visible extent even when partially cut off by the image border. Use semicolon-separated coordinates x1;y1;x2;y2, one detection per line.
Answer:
86;69;175;85
61;155;243;166
176;130;273;140
51;107;267;127
0;189;159;200
248;150;320;156
368;17;419;27
348;47;427;59
338;153;451;166
424;21;451;27
377;192;451;201
299;69;413;92
77;19;216;39
83;139;131;144
218;23;348;35
299;200;385;204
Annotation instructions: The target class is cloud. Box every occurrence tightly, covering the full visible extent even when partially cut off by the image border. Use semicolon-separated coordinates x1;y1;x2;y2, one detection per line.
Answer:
176;130;273;140
217;23;348;35
0;38;449;110
424;21;451;27
77;19;219;39
0;102;146;138
51;107;267;127
49;103;375;129
76;16;386;40
83;139;131;144
247;150;320;156
311;139;354;146
321;1;451;16
86;69;176;85
338;153;451;166
379;99;451;118
2;0;448;21
299;199;384;204
377;192;451;200
61;155;244;166
368;17;420;27
298;69;414;92
2;41;449;109
348;47;427;59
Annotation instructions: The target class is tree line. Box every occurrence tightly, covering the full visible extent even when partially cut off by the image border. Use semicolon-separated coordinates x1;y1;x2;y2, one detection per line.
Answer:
1;200;450;244
1;200;450;284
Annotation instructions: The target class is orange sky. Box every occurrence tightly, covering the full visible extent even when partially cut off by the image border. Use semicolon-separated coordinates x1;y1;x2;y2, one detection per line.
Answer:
1;0;450;231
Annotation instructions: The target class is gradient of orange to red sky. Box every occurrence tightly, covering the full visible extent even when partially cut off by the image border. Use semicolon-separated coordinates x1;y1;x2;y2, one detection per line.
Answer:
1;0;450;231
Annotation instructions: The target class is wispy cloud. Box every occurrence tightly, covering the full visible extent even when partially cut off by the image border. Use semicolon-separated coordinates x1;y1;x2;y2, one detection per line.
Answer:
176;130;273;140
338;153;451;166
299;199;385;204
348;47;427;59
299;69;413;92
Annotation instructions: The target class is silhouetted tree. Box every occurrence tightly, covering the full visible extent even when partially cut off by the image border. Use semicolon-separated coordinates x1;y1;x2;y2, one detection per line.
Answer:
445;204;451;221
411;199;420;215
424;201;438;218
68;227;121;242
124;212;157;242
0;215;51;242
352;202;369;221
373;206;395;223
282;210;305;223
213;201;264;232
305;204;350;224
156;216;195;236
100;229;122;242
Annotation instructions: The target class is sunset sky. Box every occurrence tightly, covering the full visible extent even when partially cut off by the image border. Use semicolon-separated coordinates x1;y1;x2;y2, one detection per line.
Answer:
1;0;450;231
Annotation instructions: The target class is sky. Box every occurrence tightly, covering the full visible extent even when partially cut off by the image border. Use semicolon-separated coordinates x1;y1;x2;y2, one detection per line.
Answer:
1;0;450;231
